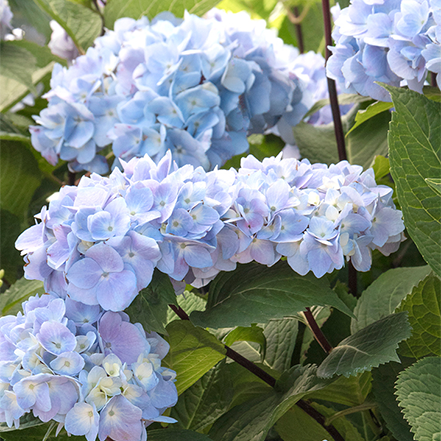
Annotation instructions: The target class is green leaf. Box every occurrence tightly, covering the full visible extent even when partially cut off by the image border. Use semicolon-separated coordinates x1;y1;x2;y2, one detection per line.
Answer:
276;402;365;441
125;269;177;334
224;324;265;348
0;413;46;433
275;405;331;441
0;131;31;145
0;141;43;218
372;360;414;441
147;429;213;440
171;362;233;432
293;104;390;169
395;357;441;441
0;209;24;283
308;372;372;406
190;262;353;329
104;0;222;29
166;291;206;325
317;312;412;378
0;43;37;92
0;421;83;440
346;100;393;135
263;318;298;373
162;320;226;395
303;94;372;120
208;364;331;441
397;274;441;358
0;277;44;316
0;63;53;113
372;154;390;181
385;85;441;278
425;178;441;195
33;0;102;52
7;40;66;68
351;266;432;333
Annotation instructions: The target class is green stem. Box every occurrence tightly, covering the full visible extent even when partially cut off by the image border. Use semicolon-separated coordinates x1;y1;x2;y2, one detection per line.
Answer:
325;402;376;426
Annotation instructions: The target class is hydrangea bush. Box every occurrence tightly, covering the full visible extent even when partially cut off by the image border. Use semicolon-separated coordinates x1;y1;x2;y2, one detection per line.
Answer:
0;1;440;441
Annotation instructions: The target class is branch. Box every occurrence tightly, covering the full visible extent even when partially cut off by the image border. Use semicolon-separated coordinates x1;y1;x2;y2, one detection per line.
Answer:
303;307;333;353
290;7;305;54
67;171;76;186
169;304;344;441
321;0;347;162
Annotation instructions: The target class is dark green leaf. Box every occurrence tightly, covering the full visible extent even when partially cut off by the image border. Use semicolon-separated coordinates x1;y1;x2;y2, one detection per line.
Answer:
276;402;365;441
317;313;412;378
8;40;66;68
309;372;372;406
346;100;392;135
208;364;331;441
0;141;42;218
147;429;213;440
351;266;432;333
126;269;177;334
0;277;44;316
33;0;102;52
162;320;226;395
385;85;441;277
190;262;353;329
0;209;24;283
171;362;233;432
372;360;414;441
263;318;298;373
294;102;390;169
104;0;222;29
0;421;83;440
397;274;441;358
395;357;441;441
0;131;31;145
304;94;372;120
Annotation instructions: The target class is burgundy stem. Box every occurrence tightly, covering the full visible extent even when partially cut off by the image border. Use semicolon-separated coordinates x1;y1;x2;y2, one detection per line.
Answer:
292;7;305;54
169;304;343;441
304;307;333;354
321;0;347;162
67;171;76;186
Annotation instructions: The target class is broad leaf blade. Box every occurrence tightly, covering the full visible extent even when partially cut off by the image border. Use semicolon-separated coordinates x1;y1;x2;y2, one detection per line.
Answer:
0;43;37;92
0;141;42;218
162;320;226;395
104;0;223;29
346;100;392;135
166;290;206;325
395;357;441;441
372;361;414;441
0;278;44;316
263;318;298;373
33;0;102;52
208;364;331;441
171;362;233;432
385;85;441;277
126;270;177;334
317;313;412;378
148;429;213;440
351;266;432;333
397;273;441;358
190;262;353;329
0;209;24;283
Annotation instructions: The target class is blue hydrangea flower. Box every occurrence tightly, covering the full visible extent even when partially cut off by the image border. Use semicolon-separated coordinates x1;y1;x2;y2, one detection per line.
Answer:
16;151;405;305
30;9;317;173
0;293;178;439
328;0;441;101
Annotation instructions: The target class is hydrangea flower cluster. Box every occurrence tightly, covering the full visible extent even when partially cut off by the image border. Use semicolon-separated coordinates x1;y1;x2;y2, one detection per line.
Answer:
16;152;405;310
0;0;13;40
30;9;313;174
328;0;441;101
0;293;177;440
